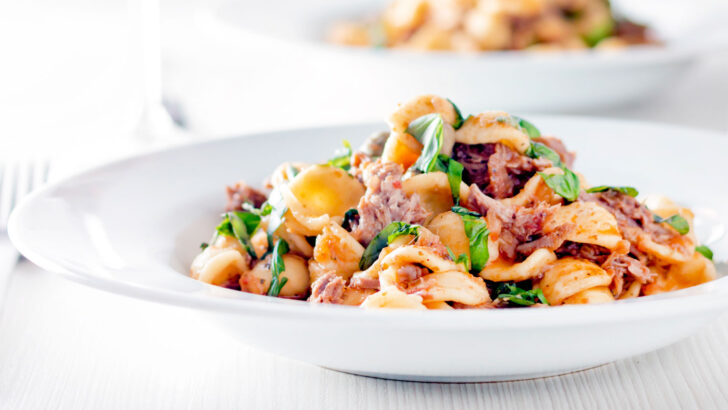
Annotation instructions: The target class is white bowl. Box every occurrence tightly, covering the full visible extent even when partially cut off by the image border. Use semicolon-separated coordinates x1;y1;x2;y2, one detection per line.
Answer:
207;0;728;113
9;116;728;381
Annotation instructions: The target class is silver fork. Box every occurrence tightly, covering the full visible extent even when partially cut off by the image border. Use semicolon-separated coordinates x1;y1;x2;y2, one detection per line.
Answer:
0;159;51;291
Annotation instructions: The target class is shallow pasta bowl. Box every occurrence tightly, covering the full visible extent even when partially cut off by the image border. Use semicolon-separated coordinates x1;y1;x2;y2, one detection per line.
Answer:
8;116;728;382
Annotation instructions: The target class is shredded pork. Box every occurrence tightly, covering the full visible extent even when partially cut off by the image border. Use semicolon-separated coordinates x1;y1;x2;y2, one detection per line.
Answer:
225;182;267;211
309;273;345;304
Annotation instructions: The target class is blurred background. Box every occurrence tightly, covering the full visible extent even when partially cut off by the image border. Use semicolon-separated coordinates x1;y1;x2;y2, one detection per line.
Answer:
1;0;727;166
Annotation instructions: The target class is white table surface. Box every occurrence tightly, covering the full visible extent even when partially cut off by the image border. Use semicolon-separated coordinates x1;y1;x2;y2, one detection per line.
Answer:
3;3;728;409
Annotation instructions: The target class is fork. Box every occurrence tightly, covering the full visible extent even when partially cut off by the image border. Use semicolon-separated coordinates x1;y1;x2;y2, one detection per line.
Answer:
0;159;51;294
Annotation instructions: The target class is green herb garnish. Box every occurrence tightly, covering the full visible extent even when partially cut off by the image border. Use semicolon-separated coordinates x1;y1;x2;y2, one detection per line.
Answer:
448;98;466;130
433;154;464;205
407;114;444;173
359;222;421;270
447;246;471;270
327;140;352;171
513;116;541;139
200;242;209;250
265;188;287;239
538;170;581;202
451;206;490;272
526;141;581;202
216;211;261;258
496;283;549;306
653;214;690;235
267;239;289;296
696;245;714;261
586;185;639;197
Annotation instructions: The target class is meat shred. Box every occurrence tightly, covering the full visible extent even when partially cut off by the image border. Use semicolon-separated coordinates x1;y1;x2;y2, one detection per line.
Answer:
309;273;345;304
453;142;551;199
532;136;575;168
225;182;267;211
350;160;429;244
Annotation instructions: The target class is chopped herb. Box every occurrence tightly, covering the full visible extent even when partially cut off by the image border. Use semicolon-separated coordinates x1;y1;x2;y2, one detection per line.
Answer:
495;115;520;128
584;18;614;47
513;116;541;139
526;141;581;202
216;211;261;258
267;239;289;296
696;245;714;261
653;214;690;235
586;185;639;197
451;206;490;272
407;114;444;173
447;246;471;270
447;98;466;130
342;208;359;231
200;242;209;250
287;164;299;178
496;283;549;306
359;222;421;270
526;142;562;167
433;154;464;205
538;170;581;202
265;188;287;238
327;140;353;171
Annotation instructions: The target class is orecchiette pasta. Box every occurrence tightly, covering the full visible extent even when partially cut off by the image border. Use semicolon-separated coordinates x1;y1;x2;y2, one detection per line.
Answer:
328;0;655;52
192;94;717;310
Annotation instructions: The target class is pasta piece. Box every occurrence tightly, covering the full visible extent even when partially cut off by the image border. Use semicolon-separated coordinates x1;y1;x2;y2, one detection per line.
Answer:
479;249;556;282
406;270;491;305
361;285;427;310
382;0;430;44
500;172;562;207
387;94;459;134
643;252;717;295
454;112;531;153
562;286;615;305
543;201;625;250
309;222;366;282
402;173;470;218
380;245;465;276
424;300;454;310
283;165;365;235
191;245;248;287
267;162;308;189
537;257;612;305
341;287;377;306
619;281;642;299
427;211;469;260
242;254;310;298
381;131;423;169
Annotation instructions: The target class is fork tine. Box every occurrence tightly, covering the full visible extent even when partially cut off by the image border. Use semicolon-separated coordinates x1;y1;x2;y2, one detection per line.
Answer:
0;161;17;228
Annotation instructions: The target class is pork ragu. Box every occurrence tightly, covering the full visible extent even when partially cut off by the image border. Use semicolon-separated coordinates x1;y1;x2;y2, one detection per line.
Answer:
190;95;715;310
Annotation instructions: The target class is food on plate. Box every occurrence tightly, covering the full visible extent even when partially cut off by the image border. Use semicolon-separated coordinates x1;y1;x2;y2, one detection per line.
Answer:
191;94;715;309
328;0;654;52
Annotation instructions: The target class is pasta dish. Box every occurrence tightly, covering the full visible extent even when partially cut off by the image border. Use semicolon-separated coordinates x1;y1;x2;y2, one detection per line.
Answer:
328;0;654;52
191;95;715;309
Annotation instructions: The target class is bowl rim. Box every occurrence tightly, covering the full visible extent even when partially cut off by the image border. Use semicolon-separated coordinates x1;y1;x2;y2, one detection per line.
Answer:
9;117;728;329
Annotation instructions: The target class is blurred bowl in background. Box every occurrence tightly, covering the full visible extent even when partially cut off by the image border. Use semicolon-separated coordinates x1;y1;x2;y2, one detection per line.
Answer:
201;0;727;113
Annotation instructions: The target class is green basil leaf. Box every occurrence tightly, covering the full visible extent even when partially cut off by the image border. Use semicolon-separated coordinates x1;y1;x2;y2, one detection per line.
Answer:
266;188;287;237
586;185;639;197
446;246;471;270
451;205;480;218
447;98;466;130
327;140;353;171
513;116;541;139
538;170;580;202
584;18;614;47
407;114;444;173
696;245;714;261
451;206;490;272
653;214;690;235
200;242;209;250
267;239;290;296
359;222;420;270
218;211;261;259
526;142;562;167
495;283;549;306
433;154;464;205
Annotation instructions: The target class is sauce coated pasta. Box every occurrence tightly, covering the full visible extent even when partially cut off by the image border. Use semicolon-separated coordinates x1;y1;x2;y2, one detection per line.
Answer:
328;0;654;52
191;94;716;309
